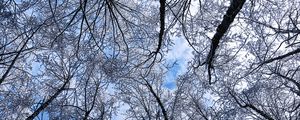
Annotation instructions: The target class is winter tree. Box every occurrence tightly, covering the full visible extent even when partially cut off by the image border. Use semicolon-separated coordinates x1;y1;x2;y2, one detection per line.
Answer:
0;0;300;119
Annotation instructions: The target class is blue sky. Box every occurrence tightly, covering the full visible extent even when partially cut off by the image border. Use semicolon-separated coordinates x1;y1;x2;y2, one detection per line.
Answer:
164;36;193;89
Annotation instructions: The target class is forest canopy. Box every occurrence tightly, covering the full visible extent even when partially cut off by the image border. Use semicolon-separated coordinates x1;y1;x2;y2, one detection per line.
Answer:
0;0;300;119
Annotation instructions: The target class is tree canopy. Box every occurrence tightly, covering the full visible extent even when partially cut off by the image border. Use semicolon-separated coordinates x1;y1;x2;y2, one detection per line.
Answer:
1;0;300;119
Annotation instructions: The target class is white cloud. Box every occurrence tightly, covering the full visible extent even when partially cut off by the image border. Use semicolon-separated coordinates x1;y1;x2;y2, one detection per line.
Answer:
166;36;193;73
165;36;193;88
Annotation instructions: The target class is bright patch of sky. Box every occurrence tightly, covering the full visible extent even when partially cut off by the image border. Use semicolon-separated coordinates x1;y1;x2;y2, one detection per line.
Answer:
190;0;200;16
235;80;248;93
164;36;193;89
112;102;130;120
37;112;50;120
31;61;44;76
203;91;220;108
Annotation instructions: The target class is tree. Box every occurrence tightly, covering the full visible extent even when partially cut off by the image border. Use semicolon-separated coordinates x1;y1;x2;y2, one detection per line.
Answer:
1;0;300;119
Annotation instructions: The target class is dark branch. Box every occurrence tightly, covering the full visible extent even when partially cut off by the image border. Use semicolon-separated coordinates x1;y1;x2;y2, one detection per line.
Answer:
155;0;166;54
144;79;168;120
261;48;300;65
26;77;71;120
205;0;246;84
0;26;41;85
228;89;274;120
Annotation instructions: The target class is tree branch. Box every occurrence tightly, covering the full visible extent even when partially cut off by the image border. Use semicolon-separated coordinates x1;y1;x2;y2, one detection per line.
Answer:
228;89;274;120
261;48;300;65
143;78;168;120
205;0;246;84
26;77;71;120
155;0;166;54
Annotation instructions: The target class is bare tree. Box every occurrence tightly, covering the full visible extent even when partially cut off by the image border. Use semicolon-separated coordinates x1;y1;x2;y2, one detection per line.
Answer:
1;0;300;119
